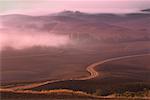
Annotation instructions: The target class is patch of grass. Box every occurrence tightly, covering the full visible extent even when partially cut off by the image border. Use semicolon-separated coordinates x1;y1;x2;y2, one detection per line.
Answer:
113;83;150;97
115;90;150;97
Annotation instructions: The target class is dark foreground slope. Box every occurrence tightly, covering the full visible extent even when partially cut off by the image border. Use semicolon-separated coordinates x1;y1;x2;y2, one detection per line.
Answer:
1;90;148;100
0;90;97;100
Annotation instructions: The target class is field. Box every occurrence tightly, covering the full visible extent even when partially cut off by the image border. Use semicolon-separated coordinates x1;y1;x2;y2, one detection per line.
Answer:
26;55;150;95
1;54;150;99
1;41;149;84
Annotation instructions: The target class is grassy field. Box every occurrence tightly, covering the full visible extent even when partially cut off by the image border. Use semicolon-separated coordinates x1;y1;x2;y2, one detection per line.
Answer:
27;55;150;96
1;55;150;99
1;41;149;84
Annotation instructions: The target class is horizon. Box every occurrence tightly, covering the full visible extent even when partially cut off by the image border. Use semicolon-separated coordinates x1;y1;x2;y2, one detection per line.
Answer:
0;8;150;16
0;0;150;15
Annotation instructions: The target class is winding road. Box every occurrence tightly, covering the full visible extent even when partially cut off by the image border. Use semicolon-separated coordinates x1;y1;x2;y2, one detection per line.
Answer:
1;53;150;91
80;53;150;80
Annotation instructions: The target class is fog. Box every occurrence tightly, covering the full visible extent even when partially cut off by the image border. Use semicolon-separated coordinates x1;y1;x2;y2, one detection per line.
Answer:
0;31;70;51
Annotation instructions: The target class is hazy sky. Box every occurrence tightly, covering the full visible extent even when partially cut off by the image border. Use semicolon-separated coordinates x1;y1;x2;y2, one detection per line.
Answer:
0;0;150;15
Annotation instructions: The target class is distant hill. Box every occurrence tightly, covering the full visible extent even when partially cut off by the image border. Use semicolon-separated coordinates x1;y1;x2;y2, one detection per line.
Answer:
0;11;150;44
141;9;150;12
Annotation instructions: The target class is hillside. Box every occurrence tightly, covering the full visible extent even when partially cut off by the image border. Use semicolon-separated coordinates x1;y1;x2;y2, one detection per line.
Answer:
1;12;150;44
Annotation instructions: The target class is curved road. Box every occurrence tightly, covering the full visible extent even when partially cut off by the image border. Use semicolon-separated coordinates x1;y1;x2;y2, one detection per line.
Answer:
1;53;150;91
80;53;150;80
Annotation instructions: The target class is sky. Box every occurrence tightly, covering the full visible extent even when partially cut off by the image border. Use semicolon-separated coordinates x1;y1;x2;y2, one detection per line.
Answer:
0;0;150;15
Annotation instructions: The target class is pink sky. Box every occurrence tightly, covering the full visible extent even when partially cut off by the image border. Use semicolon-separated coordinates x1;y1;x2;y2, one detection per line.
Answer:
0;0;150;15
